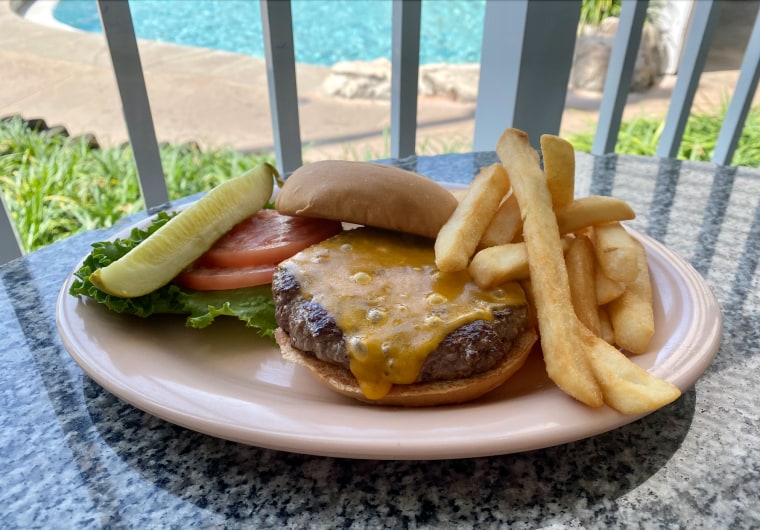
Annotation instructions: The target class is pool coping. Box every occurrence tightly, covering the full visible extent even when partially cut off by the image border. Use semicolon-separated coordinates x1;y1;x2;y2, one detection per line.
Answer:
5;0;331;90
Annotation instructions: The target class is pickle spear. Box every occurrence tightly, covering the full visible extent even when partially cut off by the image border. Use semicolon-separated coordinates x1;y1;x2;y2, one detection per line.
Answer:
90;163;277;298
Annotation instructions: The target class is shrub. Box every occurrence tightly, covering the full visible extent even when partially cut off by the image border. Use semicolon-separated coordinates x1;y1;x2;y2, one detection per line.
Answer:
0;116;273;253
579;0;622;28
567;106;760;167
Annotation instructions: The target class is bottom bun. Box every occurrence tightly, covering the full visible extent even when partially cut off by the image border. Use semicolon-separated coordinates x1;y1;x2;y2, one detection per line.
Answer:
275;327;538;407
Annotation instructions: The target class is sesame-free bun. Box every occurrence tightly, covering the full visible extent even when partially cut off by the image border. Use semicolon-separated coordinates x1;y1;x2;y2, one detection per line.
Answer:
274;327;538;407
275;160;458;239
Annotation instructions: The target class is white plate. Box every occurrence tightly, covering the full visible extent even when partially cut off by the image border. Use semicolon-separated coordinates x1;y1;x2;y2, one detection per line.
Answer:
56;216;722;460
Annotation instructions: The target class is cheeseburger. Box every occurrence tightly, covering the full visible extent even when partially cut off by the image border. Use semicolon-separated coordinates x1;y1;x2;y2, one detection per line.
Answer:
273;160;537;406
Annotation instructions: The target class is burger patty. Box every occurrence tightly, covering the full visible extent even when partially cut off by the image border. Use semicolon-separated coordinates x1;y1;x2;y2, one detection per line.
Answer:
272;268;529;383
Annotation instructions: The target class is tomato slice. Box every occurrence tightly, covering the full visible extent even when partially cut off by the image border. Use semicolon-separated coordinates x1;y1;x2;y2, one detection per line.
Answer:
174;209;342;291
174;263;277;291
198;209;342;268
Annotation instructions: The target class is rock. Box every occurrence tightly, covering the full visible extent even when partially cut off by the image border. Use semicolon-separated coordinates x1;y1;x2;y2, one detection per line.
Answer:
45;125;70;138
419;63;480;102
322;58;479;102
570;17;666;92
72;133;100;150
322;16;666;100
321;58;392;99
635;19;667;90
24;117;49;132
570;35;612;91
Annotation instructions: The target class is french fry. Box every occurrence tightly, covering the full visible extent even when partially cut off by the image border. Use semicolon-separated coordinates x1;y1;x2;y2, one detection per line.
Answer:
469;236;572;288
607;239;655;354
587;223;624;328
450;188;469;202
565;235;601;336
556;196;635;235
435;164;510;272
597;305;615;345
590;239;678;412
480;193;522;248
595;267;626;305
470;242;530;288
497;128;679;413
587;346;680;415
578;226;625;306
540;134;575;209
593;222;639;284
496;128;603;408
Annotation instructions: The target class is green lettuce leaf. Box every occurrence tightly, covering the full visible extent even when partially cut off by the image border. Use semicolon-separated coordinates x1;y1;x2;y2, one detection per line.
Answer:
69;213;277;339
179;285;276;334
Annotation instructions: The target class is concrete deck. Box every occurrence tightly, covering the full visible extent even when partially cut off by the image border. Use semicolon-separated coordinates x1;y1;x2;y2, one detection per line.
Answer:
2;0;758;161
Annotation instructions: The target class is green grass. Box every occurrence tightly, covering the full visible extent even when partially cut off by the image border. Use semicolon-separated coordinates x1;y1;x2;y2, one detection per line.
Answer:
567;105;760;167
0;116;274;253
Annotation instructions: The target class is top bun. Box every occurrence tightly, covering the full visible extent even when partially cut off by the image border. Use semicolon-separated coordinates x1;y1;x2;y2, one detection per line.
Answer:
275;160;458;239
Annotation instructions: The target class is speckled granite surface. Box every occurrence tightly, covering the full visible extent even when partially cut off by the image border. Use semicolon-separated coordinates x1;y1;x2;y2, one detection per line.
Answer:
1;152;758;528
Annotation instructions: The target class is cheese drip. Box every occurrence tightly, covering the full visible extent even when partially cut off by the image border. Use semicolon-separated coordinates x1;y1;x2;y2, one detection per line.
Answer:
283;228;526;399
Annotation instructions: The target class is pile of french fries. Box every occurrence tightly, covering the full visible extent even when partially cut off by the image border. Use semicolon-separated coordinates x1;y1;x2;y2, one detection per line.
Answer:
435;128;681;414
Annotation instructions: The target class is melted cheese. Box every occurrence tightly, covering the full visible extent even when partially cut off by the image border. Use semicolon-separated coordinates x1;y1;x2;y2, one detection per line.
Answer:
283;228;526;400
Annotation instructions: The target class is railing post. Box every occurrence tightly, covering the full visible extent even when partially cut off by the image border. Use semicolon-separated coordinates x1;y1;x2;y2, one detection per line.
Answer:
473;0;581;151
0;196;22;263
712;10;760;166
261;0;302;175
390;0;421;159
592;0;649;155
657;0;721;159
97;0;168;209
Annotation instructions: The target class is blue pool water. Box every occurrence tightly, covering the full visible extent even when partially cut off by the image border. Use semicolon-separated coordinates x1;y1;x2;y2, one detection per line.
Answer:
53;0;486;66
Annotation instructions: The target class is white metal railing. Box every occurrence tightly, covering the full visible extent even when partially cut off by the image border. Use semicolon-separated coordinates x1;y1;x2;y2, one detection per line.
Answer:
473;0;581;150
0;195;19;264
2;0;759;265
657;0;723;159
98;0;167;208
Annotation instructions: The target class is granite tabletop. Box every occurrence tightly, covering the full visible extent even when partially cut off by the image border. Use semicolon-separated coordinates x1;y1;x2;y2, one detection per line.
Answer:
1;152;758;528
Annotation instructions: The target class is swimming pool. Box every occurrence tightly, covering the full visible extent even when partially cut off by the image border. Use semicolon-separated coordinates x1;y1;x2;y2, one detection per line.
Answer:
53;0;486;66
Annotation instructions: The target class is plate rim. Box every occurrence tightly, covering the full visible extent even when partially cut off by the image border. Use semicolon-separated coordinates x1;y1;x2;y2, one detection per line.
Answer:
56;212;722;460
